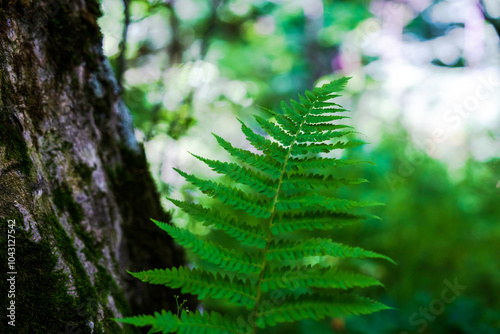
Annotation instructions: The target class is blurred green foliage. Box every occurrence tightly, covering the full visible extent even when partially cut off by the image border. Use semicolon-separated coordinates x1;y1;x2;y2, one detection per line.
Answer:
98;0;500;333
339;131;500;334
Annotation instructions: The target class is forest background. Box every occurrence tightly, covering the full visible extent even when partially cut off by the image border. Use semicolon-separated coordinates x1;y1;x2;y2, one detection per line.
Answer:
98;0;500;333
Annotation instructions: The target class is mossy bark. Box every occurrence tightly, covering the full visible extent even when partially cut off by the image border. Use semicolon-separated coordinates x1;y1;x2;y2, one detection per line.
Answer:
0;1;192;332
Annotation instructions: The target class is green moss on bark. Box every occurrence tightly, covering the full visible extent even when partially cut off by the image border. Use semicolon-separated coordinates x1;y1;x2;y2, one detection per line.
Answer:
0;2;46;130
0;111;33;175
47;214;99;322
0;5;41;168
49;186;138;333
95;265;136;333
52;183;102;262
53;183;85;223
49;212;138;333
0;212;91;333
75;162;95;185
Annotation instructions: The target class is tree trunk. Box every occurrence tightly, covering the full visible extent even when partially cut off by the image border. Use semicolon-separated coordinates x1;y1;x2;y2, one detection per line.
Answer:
0;1;191;332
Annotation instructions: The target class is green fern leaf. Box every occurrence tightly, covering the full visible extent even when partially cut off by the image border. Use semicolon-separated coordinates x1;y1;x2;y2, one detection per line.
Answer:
267;238;395;264
305;114;350;123
253;115;294;146
281;173;368;191
120;77;393;334
280;101;303;124
261;107;299;133
261;265;383;291
296;130;353;143
130;267;257;307
287;156;369;170
304;89;315;101
213;134;282;179
117;310;250;334
167;199;267;247
275;195;383;212
152;219;263;274
290;98;309;116
291;140;364;155
271;211;365;234
190;154;276;197
238;120;288;161
301;122;353;132
175;168;272;218
255;293;391;328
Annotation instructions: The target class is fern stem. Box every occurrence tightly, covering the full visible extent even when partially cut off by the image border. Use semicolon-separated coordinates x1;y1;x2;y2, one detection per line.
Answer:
251;106;312;334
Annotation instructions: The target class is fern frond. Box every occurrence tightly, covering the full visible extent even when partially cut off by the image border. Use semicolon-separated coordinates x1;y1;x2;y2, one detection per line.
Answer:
305;114;350;123
261;265;383;291
271;211;365;234
280;101;303;124
238;120;288;161
122;77;393;334
289;99;309;116
213;134;282;179
301;122;352;133
130;267;257;307
175;168;272;218
296;130;353;143
253;115;294;146
291;140;365;155
260;106;299;133
287;156;368;170
152;220;263;274
190;154;276;197
275;195;383;212
304;89;315;101
167;199;267;248
267;238;395;264
281;173;368;191
310;103;346;112
255;293;391;328
117;310;250;334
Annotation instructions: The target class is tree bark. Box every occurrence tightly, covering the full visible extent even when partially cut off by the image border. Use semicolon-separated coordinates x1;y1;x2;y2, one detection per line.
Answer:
0;1;191;332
